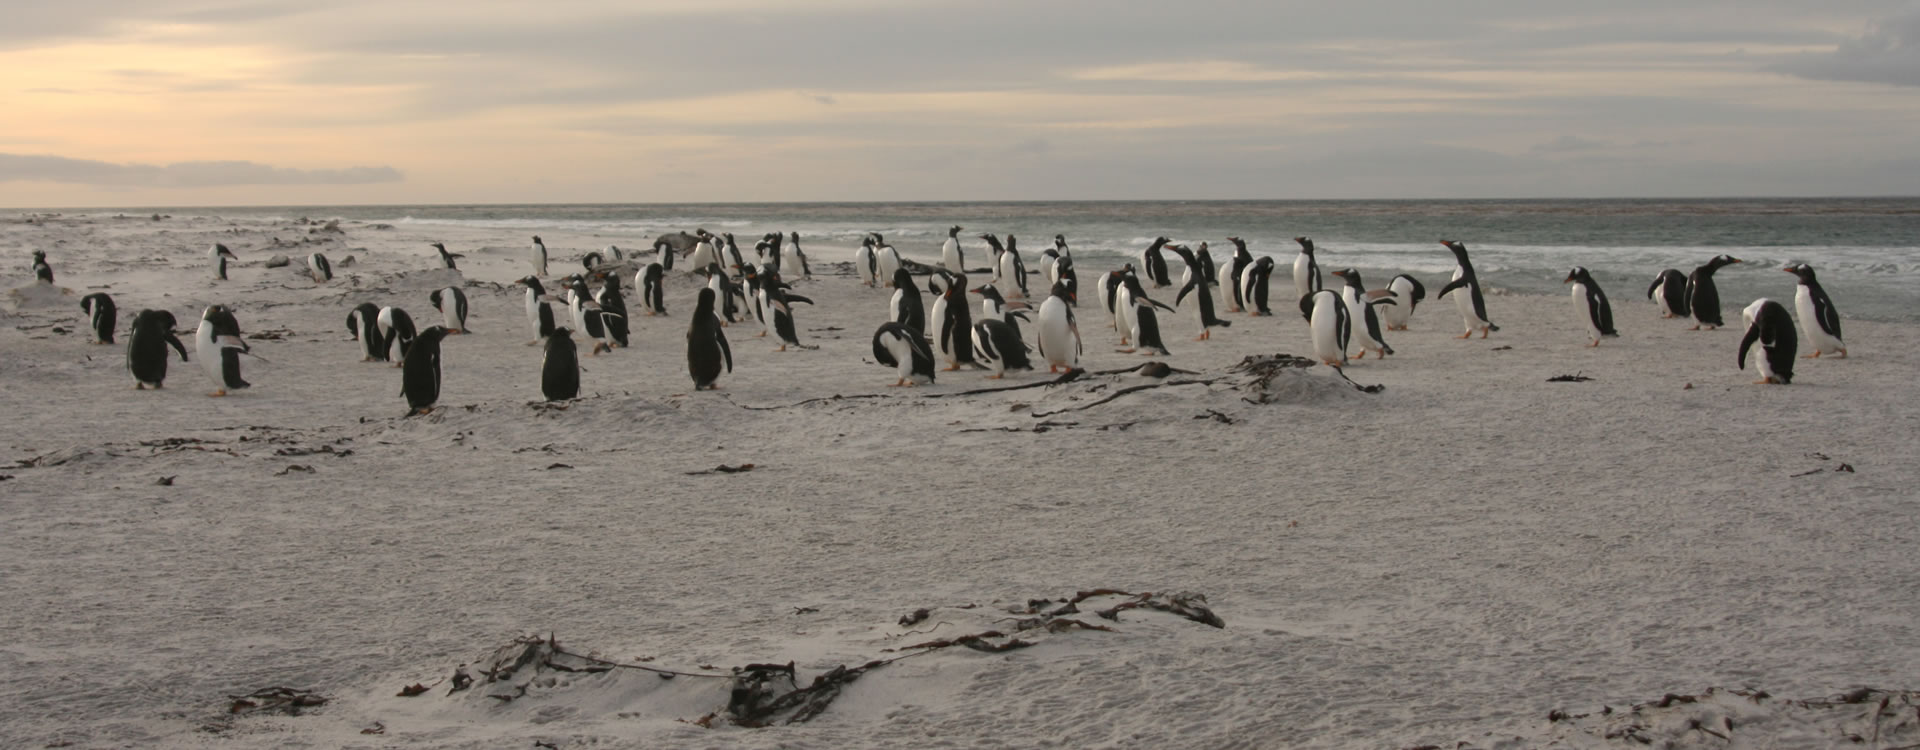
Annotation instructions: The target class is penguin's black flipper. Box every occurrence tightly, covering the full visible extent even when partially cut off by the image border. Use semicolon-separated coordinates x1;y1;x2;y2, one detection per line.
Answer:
1436;277;1470;299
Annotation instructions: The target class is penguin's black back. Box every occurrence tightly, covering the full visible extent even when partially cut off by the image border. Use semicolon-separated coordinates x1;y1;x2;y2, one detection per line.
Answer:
542;329;580;401
402;327;449;410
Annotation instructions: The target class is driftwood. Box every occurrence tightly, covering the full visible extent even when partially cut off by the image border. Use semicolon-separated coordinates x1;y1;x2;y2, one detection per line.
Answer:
686;463;755;475
1028;379;1224;418
1547;373;1594;382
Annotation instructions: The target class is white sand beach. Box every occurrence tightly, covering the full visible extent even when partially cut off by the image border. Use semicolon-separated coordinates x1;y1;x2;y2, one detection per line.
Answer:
3;213;1918;749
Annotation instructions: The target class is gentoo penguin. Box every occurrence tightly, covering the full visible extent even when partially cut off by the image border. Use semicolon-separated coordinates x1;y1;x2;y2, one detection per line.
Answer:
639;262;667;316
855;236;879;287
565;278;614;354
592;273;628;348
686;288;733;390
196;304;251;396
1099;266;1131;331
377;306;418;366
1224;237;1253;312
531;236;549;277
995;234;1029;299
926;267;958;298
724;233;750;270
873;321;936;386
688;235;721;275
1141;236;1172;287
210;243;237;281
1563;267;1618;347
1685;254;1742;330
1739;299;1797;384
1292;237;1321;300
740;265;771;337
1195;242;1216;288
874;234;903;287
429;286;469;334
1784;263;1845;357
401;326;450;415
653;237;677;272
581;249;605;272
1126;292;1174;356
1173;256;1231;340
755;235;774;265
1035;281;1082;373
972;316;1032;378
784;232;811;279
1436;240;1498;338
32;251;53;284
1241;256;1276;316
348;302;385;361
1113;271;1140;345
306;253;333;283
431;242;461;270
1380;274;1426;330
541;327;580;401
1646;269;1690;318
1301;289;1351;368
975;284;1028;329
941;225;965;271
126;309;189;389
766;274;815;351
1331;268;1394;359
80;292;116;344
517;276;557;345
1040;248;1062;289
1055;258;1079;307
889;268;926;334
934;280;979;370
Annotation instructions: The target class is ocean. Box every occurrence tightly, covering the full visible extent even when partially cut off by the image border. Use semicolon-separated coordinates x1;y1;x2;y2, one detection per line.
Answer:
67;198;1920;321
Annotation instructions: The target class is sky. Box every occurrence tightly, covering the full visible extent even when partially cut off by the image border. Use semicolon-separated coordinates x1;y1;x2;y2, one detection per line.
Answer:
2;1;1919;206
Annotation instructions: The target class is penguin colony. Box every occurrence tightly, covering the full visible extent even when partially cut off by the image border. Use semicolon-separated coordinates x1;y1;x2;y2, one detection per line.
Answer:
60;227;1847;421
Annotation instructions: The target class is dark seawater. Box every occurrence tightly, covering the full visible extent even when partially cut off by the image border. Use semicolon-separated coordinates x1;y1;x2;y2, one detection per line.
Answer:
54;199;1920;320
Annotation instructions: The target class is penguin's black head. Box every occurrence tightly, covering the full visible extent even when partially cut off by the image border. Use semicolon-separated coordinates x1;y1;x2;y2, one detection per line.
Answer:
1332;268;1362;288
1709;254;1743;269
1254;256;1275;269
950;225;962;236
551;326;572;339
1783;263;1816;282
1564;267;1591;284
1294;237;1312;251
1440;240;1466;256
789;231;799;242
1051;281;1076;302
695;287;716;311
533;235;543;244
432;242;445;251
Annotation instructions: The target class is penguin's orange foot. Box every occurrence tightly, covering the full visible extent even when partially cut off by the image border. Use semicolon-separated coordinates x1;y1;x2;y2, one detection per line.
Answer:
1588;340;1600;347
1457;332;1472;339
1754;379;1771;385
985;374;1003;380
775;345;787;352
1480;329;1490;338
134;383;145;390
756;331;767;337
1354;350;1367;359
1838;349;1849;358
943;364;961;371
209;390;227;397
1688;325;1700;331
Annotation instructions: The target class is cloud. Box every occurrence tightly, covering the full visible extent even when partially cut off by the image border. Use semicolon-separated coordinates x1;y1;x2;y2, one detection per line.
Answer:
1772;9;1920;86
0;153;404;187
1531;135;1610;153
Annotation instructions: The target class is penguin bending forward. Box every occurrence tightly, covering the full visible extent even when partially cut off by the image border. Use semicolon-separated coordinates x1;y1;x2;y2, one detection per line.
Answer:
126;310;189;389
1646;269;1689;319
81;292;117;344
402;326;451;415
1738;299;1797;385
348;302;385;361
542;327;581;402
873;321;936;386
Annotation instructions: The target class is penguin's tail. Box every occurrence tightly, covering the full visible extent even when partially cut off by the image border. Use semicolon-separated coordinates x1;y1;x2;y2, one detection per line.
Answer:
1489;323;1501;332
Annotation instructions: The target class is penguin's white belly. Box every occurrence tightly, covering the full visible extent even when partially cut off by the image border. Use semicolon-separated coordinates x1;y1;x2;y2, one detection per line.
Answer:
942;240;960;270
195;324;222;385
1571;284;1598;339
1293;255;1312;298
929;298;948;353
877;251;900;286
1383;281;1414;327
1037;301;1077;368
1116;291;1137;342
1795;287;1843;353
1310;301;1343;363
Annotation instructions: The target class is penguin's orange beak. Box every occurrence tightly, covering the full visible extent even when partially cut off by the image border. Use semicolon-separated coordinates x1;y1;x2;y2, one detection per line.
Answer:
1562;275;1574;284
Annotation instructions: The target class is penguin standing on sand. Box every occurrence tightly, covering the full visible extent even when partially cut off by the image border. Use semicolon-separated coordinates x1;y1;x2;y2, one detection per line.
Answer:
1784;263;1846;358
1437;240;1498;338
653;238;677;272
377;306;418;366
1099;267;1130;331
1173;254;1231;340
348;302;385;361
565;278;614;354
1141;237;1173;287
874;321;936;386
1563;267;1618;347
639;262;667;316
431;242;461;270
1127;293;1174;356
80;293;116;344
307;253;333;283
541;328;580;402
1242;256;1276;316
1647;269;1689;318
1685;254;1742;330
429;286;469;334
1224;237;1253;312
1331;268;1394;359
688;235;720;274
1056;258;1079;306
1739;299;1797;384
704;264;744;323
196;305;251;396
32;251;53;284
531;236;549;277
934;281;979;370
517;277;557;345
687;288;732;390
766;274;815;351
785;232;811;279
401;326;450;414
1293;237;1322;300
889;268;926;335
1380;274;1425;330
855;236;878;287
1036;281;1081;373
942;225;965;271
126;309;189;389
995;234;1029;299
593;274;628;348
1302;289;1351;368
210;243;237;281
971;285;1032;378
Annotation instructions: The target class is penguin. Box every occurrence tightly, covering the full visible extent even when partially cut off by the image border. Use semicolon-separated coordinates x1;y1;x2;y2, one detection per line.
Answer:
687;288;733;390
1436;240;1498;338
377;306;418;366
941;225;965;271
1685;254;1742;330
639;262;667;316
653;237;677;272
716;233;743;270
210;243;237;281
704;263;745;323
32;251;53;284
1292;237;1321;300
740;265;771;338
934;279;979;370
431;242;461;270
429;286;469;334
873;321;936;386
1331;268;1394;359
688;235;721;274
755;235;776;267
1173;255;1231;340
1380;274;1426;330
80;292;116;344
348;302;385;361
1242;256;1275;316
531;236;549;277
1127;292;1174;357
993;234;1029;299
1141;236;1172;287
874;234;903;287
126;309;189;389
889;268;926;334
1036;281;1081;373
766;274;815;351
1112;271;1140;345
1646;269;1690;319
1055;258;1079;307
565;278;613;354
855;236;878;287
1782;263;1845;357
1039;248;1062;290
401;326;450;415
592;273;629;348
975;284;1028;330
517;276;557;345
307;252;333;283
1099;266;1131;331
581;249;605;272
1224;237;1253;312
1301;289;1351;368
196;304;251;396
927;267;959;297
784;232;811;279
1563;267;1618;347
1738;299;1797;385
972;316;1032;378
541;327;580;402
1195;242;1217;288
